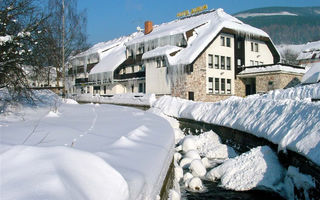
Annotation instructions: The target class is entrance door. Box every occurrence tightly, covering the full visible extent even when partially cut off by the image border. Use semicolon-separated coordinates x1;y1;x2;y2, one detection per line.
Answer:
188;91;194;101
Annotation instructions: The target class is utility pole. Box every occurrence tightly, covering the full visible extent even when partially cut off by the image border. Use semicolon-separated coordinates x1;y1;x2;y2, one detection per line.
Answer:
62;0;66;97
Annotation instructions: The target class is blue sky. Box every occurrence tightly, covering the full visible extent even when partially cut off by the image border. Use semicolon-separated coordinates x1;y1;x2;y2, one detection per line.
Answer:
78;0;320;45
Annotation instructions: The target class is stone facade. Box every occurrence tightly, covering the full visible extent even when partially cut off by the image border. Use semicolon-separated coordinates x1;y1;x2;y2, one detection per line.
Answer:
234;78;246;97
171;52;232;102
255;73;303;93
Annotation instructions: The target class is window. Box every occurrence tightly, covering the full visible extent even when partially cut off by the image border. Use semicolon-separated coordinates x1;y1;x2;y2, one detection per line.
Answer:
255;61;259;65
226;37;231;47
221;56;225;70
237;59;242;67
104;85;106;94
161;59;166;67
157;59;161;68
251;42;254;51
220;36;225;46
131;66;135;73
221;78;225;94
237;42;241;49
260;62;264;65
250;60;254;66
139;83;144;93
214;55;219;69
208;54;213;68
215;78;219;94
139;65;143;72
227;79;231;94
188;92;194;101
255;43;259;52
268;81;274;91
123;68;126;74
227;57;231;70
208;77;213;93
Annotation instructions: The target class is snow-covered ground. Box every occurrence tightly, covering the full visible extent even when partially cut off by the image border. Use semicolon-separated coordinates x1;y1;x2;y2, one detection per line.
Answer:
0;90;174;200
151;83;320;167
75;93;156;106
148;109;316;200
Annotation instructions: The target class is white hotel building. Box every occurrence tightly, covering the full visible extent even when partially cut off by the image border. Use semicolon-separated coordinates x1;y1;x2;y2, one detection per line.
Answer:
67;8;306;102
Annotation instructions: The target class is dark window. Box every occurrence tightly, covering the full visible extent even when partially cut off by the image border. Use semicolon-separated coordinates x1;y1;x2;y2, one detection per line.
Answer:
255;43;259;52
220;36;225;46
237;42;241;49
139;83;143;93
208;77;213;93
157;60;161;68
104;86;106;94
227;79;231;94
226;37;231;47
208;54;213;68
268;81;274;91
131;66;135;73
221;78;225;94
221;56;225;70
227;57;231;70
186;65;193;74
188;92;194;101
214;55;219;69
131;84;134;92
215;78;219;94
251;42;254;51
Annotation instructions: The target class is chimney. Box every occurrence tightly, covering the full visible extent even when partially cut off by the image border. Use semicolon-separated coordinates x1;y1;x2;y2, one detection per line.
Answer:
144;21;153;35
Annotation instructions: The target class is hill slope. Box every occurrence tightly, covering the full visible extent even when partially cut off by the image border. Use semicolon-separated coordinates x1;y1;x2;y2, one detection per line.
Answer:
234;7;320;44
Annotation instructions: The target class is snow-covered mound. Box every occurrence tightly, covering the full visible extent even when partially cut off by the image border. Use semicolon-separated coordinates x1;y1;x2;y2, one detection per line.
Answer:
152;83;320;166
1;97;175;199
1;145;129;200
302;62;320;84
76;93;156;106
206;146;284;191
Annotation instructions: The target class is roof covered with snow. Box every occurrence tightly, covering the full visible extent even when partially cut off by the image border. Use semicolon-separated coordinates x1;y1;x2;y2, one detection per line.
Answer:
239;64;306;76
71;32;142;61
142;45;183;64
302;62;320;84
297;40;320;61
126;8;275;66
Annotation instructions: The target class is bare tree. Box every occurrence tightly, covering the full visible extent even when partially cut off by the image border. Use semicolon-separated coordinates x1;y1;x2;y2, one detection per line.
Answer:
281;48;299;65
42;0;88;91
0;0;46;100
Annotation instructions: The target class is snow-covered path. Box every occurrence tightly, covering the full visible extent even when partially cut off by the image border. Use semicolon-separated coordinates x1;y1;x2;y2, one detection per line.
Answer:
1;102;175;200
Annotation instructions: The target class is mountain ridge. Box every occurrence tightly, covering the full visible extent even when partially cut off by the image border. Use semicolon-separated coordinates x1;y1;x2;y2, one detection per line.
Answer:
233;6;320;44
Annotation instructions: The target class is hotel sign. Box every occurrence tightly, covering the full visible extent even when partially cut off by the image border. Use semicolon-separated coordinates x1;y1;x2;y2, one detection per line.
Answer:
177;4;208;18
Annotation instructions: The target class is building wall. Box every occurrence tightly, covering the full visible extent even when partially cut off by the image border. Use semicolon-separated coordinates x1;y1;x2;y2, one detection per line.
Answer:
171;49;232;102
255;73;303;94
245;38;274;66
94;80;145;95
234;77;246;97
145;59;171;95
205;33;235;95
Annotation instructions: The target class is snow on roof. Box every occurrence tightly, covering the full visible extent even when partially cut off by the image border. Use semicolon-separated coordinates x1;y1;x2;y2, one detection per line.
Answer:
302;62;320;84
142;45;183;64
126;8;272;66
89;45;126;75
239;64;306;75
297;40;320;61
71;32;142;61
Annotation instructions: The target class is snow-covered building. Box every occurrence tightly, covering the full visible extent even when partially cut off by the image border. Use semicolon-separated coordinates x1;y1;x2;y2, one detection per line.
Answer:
297;40;320;66
68;8;291;101
237;63;306;95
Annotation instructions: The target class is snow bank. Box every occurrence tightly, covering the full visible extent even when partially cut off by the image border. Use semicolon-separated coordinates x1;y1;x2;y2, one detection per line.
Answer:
206;146;284;191
76;93;156;106
1;99;175;199
152;83;320;166
1;145;129;200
